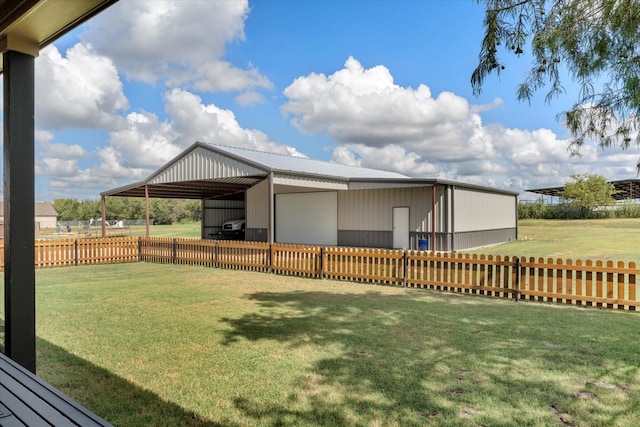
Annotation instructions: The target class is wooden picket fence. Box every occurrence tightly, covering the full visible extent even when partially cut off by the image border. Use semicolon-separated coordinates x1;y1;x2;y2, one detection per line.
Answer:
0;237;638;311
0;237;139;269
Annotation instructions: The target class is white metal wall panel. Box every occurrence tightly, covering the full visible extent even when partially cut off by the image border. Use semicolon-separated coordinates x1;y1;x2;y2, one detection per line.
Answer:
273;174;348;190
247;179;269;229
275;192;337;245
149;146;266;185
454;188;516;232
337;187;431;232
348;182;427;190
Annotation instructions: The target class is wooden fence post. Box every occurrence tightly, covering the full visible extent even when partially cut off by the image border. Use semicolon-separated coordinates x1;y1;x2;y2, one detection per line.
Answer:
172;238;177;264
319;247;324;279
74;239;78;266
137;237;142;262
514;257;520;302
269;243;273;274
402;250;408;287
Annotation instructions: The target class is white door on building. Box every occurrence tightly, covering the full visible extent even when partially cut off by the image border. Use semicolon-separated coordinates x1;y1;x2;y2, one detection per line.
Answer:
392;207;409;249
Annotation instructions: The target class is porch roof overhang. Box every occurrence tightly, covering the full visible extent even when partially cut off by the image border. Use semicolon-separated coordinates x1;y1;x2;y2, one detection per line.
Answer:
0;0;118;71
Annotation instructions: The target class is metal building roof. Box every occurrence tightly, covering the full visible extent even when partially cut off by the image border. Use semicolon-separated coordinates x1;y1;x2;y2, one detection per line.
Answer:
211;144;410;180
102;141;518;199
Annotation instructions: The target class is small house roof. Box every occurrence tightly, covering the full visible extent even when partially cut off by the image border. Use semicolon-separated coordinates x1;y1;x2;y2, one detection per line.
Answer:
0;202;57;217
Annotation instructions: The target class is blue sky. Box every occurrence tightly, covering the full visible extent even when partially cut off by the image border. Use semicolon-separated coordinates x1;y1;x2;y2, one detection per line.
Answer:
15;0;639;201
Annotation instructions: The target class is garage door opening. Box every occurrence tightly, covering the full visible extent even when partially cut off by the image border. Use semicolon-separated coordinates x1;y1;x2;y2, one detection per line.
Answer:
275;192;337;246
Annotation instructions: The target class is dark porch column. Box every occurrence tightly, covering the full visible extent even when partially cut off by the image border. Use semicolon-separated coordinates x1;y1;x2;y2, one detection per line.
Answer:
3;46;36;372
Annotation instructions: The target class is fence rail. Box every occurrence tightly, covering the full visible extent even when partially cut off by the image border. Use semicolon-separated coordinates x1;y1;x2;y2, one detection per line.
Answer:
0;237;139;269
1;237;638;311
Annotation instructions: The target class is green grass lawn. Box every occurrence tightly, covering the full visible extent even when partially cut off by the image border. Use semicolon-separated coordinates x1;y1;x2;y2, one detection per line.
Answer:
465;218;640;262
38;221;203;239
28;262;640;426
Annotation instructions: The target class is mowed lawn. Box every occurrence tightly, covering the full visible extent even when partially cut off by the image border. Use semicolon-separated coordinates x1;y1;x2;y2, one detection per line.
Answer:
29;262;640;426
466;218;640;262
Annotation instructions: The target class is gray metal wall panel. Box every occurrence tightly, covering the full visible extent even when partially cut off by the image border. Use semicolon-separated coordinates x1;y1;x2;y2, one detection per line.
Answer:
149;146;265;185
246;228;268;242
337;230;452;250
247;179;269;229
454;188;517;232
337;187;431;232
338;230;392;248
203;199;245;209
454;228;517;250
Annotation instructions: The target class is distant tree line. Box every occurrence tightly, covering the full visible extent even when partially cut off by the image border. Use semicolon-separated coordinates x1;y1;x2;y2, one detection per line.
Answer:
52;198;201;225
518;201;640;220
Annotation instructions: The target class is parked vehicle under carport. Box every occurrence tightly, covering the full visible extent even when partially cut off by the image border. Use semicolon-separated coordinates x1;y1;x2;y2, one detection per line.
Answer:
220;218;245;240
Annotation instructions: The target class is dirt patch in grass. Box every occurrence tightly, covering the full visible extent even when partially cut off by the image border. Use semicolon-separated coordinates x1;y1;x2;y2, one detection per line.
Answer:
550;404;574;426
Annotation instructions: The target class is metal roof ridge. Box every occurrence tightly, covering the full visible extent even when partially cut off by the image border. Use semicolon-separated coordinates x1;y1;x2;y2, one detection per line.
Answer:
207;142;412;178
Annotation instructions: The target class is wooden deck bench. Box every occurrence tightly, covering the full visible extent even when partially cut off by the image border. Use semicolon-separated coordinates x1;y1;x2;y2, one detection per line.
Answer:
0;353;112;426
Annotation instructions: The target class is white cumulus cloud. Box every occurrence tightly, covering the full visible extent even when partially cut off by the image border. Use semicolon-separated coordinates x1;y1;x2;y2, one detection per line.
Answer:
35;44;128;130
283;56;640;195
81;0;272;94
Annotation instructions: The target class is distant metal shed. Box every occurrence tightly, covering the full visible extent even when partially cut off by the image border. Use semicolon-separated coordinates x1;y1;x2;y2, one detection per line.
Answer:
102;142;519;251
527;179;640;201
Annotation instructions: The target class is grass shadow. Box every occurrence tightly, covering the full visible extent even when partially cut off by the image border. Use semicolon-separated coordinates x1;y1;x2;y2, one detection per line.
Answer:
36;338;227;427
221;289;640;426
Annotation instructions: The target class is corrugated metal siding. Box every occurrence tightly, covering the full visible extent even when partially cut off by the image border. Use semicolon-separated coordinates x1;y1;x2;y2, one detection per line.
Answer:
247;179;269;229
432;185;449;234
338;230;392;248
273;174;348;190
454;228;517;250
246;228;268;242
454;188;517;232
149;146;266;184
348;182;430;190
337;187;431;232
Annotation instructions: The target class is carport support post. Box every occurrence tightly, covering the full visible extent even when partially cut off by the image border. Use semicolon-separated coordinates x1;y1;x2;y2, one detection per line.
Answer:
145;184;150;237
3;44;37;373
101;195;107;237
268;172;274;244
431;186;437;252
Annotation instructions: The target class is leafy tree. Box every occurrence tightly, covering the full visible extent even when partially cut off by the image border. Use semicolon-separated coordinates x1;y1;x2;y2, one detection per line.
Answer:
76;200;101;221
182;200;202;222
473;0;640;166
52;198;80;221
149;199;174;225
122;198;146;220
560;173;617;210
